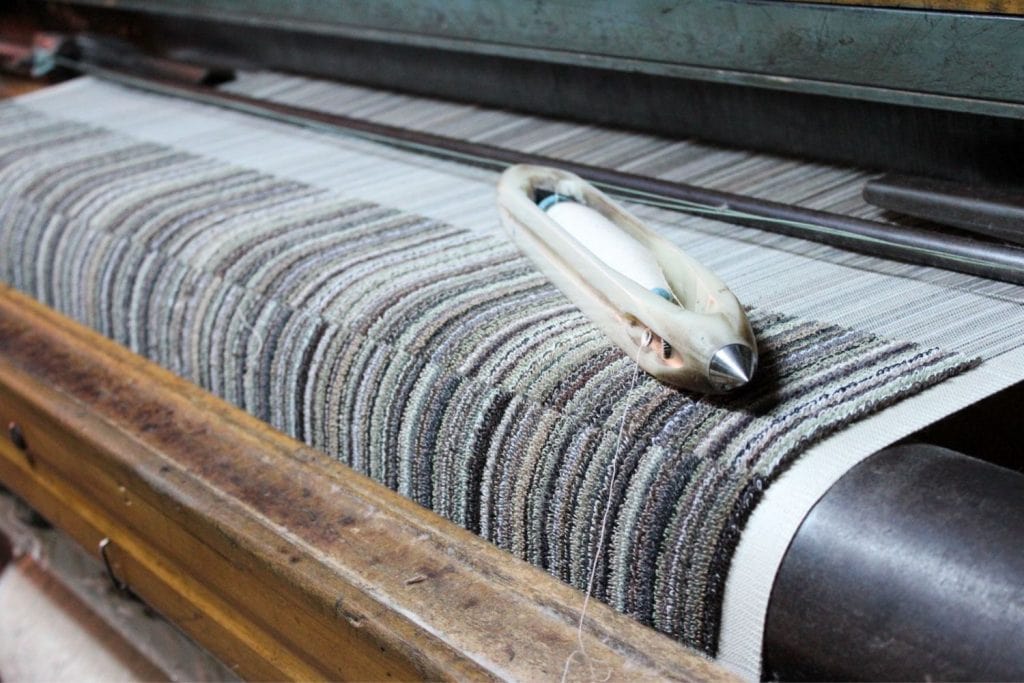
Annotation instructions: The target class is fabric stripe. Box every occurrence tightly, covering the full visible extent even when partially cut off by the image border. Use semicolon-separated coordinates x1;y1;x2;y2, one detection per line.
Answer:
0;101;976;656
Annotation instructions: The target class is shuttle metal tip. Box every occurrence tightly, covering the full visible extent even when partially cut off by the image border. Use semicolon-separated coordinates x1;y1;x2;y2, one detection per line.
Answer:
709;344;756;391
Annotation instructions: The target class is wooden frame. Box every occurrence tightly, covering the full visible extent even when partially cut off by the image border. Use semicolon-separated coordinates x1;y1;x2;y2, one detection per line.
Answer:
0;285;729;681
787;1;1024;14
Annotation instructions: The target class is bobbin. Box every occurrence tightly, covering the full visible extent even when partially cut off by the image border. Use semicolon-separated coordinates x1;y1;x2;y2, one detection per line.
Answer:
497;164;757;393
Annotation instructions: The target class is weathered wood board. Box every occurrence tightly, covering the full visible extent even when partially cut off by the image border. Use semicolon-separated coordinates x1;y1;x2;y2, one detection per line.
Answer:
0;285;730;681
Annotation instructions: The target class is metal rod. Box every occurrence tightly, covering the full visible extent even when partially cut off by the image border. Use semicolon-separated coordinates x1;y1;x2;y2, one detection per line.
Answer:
864;173;1024;247
765;444;1024;680
56;57;1024;286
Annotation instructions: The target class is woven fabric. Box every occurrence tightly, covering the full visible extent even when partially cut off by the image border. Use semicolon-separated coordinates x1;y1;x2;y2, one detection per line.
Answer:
0;104;972;654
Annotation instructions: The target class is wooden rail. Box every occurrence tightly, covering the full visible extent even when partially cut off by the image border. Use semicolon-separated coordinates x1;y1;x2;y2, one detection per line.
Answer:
0;285;729;681
786;0;1024;14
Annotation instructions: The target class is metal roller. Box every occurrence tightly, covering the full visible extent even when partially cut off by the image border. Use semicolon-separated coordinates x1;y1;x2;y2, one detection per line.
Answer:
764;444;1024;681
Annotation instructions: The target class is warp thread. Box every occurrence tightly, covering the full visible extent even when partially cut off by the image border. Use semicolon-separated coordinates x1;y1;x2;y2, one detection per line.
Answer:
0;103;976;655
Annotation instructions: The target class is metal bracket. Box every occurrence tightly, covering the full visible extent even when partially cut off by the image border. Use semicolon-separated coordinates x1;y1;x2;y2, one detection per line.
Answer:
98;537;130;594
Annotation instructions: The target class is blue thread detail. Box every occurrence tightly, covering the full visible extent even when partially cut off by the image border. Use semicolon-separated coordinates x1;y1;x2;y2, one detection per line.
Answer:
538;193;572;211
652;287;674;301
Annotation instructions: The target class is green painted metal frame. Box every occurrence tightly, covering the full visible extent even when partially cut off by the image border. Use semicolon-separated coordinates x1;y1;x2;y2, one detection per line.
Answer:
48;0;1024;117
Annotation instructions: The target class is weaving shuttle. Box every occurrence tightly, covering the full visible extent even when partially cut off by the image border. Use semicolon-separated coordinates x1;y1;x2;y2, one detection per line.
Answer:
497;164;757;393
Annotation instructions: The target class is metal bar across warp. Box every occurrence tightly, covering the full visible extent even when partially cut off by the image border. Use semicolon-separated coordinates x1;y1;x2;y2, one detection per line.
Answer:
54;57;1024;286
0;286;730;681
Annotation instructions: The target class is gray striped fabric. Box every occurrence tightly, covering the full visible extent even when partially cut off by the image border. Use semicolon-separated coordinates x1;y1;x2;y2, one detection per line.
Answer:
0;103;972;654
224;71;1024;308
222;71;916;225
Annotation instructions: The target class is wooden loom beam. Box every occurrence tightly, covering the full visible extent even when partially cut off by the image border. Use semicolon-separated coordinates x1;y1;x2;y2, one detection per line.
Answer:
0;285;729;681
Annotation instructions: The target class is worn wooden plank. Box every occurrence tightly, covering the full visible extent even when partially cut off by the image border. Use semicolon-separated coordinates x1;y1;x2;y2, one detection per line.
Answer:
0;74;46;98
786;0;1024;14
0;490;240;681
0;413;307;680
0;285;730;682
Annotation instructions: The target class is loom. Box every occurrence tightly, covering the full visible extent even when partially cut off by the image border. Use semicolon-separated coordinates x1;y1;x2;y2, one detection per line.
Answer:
0;1;1022;680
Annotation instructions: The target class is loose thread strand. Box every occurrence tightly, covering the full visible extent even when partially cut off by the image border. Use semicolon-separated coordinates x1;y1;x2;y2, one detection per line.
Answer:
561;339;645;683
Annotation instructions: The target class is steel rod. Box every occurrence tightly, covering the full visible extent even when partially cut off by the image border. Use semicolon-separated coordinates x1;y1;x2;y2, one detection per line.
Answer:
56;57;1024;286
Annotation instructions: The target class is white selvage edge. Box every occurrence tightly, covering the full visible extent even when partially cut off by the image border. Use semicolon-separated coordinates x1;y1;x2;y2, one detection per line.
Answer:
717;345;1024;680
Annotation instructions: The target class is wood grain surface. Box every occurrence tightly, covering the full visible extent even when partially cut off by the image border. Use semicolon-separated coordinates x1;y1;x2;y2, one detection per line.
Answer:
0;285;730;681
0;74;47;99
785;0;1024;14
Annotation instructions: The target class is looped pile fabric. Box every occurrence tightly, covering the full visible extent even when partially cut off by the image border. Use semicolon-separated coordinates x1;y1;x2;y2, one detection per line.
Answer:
0;104;971;654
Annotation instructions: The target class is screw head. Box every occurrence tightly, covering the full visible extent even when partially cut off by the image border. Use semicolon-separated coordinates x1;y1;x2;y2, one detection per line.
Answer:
7;422;26;451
